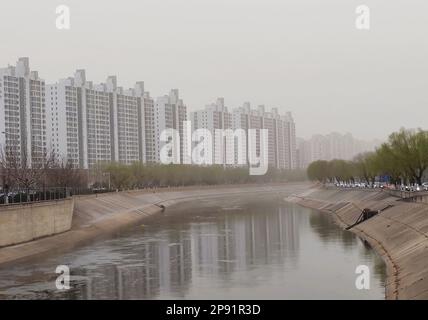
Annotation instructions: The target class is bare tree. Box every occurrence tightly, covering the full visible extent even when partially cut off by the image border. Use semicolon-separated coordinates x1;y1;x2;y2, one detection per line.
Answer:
0;145;56;192
46;156;87;190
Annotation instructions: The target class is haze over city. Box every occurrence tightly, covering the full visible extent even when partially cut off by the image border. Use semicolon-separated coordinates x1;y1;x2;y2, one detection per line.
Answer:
3;0;428;306
1;0;427;140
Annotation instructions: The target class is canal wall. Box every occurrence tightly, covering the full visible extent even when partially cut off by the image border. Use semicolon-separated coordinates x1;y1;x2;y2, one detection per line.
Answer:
0;183;309;267
286;187;428;300
0;198;74;247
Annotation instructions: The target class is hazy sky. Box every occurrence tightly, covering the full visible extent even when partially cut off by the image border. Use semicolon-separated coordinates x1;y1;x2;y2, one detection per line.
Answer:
1;0;427;140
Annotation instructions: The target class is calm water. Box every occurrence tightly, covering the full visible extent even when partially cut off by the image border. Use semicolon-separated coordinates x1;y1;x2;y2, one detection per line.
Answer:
0;196;386;299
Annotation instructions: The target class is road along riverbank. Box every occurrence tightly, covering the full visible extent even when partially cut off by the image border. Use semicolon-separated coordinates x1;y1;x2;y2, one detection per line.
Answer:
285;187;428;300
0;183;309;267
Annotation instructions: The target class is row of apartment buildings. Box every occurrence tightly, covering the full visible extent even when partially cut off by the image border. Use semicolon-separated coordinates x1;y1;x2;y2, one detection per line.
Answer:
0;58;297;170
47;73;188;168
190;98;297;170
296;132;381;168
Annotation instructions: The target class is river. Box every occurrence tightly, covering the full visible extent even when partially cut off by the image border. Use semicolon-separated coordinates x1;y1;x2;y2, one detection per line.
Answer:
0;195;386;299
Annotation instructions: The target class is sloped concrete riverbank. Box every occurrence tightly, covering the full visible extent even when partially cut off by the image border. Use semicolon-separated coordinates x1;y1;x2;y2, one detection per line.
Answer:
286;187;428;300
0;183;308;267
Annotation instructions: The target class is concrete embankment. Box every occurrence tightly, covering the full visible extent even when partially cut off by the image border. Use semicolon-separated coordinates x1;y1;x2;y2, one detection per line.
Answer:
286;188;428;300
0;199;74;247
0;183;308;267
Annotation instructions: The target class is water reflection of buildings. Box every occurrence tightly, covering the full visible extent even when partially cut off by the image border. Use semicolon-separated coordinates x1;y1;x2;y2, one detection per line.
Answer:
75;204;300;299
191;206;300;279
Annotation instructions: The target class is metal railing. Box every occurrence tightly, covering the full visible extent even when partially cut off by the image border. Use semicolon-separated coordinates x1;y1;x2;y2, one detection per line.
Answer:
386;189;428;202
0;185;188;206
0;186;121;206
323;183;428;201
0;187;71;205
0;181;304;206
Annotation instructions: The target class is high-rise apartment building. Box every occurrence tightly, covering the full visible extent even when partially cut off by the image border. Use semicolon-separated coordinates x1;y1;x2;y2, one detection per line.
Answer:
232;104;250;166
1;57;296;172
154;89;187;163
260;106;277;168
0;58;46;168
192;101;297;170
106;77;141;165
282;112;297;170
46;77;80;167
190;98;233;165
238;104;296;170
141;92;156;163
47;71;155;168
296;132;381;168
47;70;112;168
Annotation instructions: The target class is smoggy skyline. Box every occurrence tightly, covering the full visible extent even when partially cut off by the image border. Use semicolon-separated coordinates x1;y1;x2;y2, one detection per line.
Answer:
1;0;427;140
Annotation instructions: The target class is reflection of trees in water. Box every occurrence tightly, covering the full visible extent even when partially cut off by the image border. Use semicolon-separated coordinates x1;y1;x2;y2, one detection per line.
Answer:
309;210;386;284
372;255;387;285
358;239;387;285
308;209;356;247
